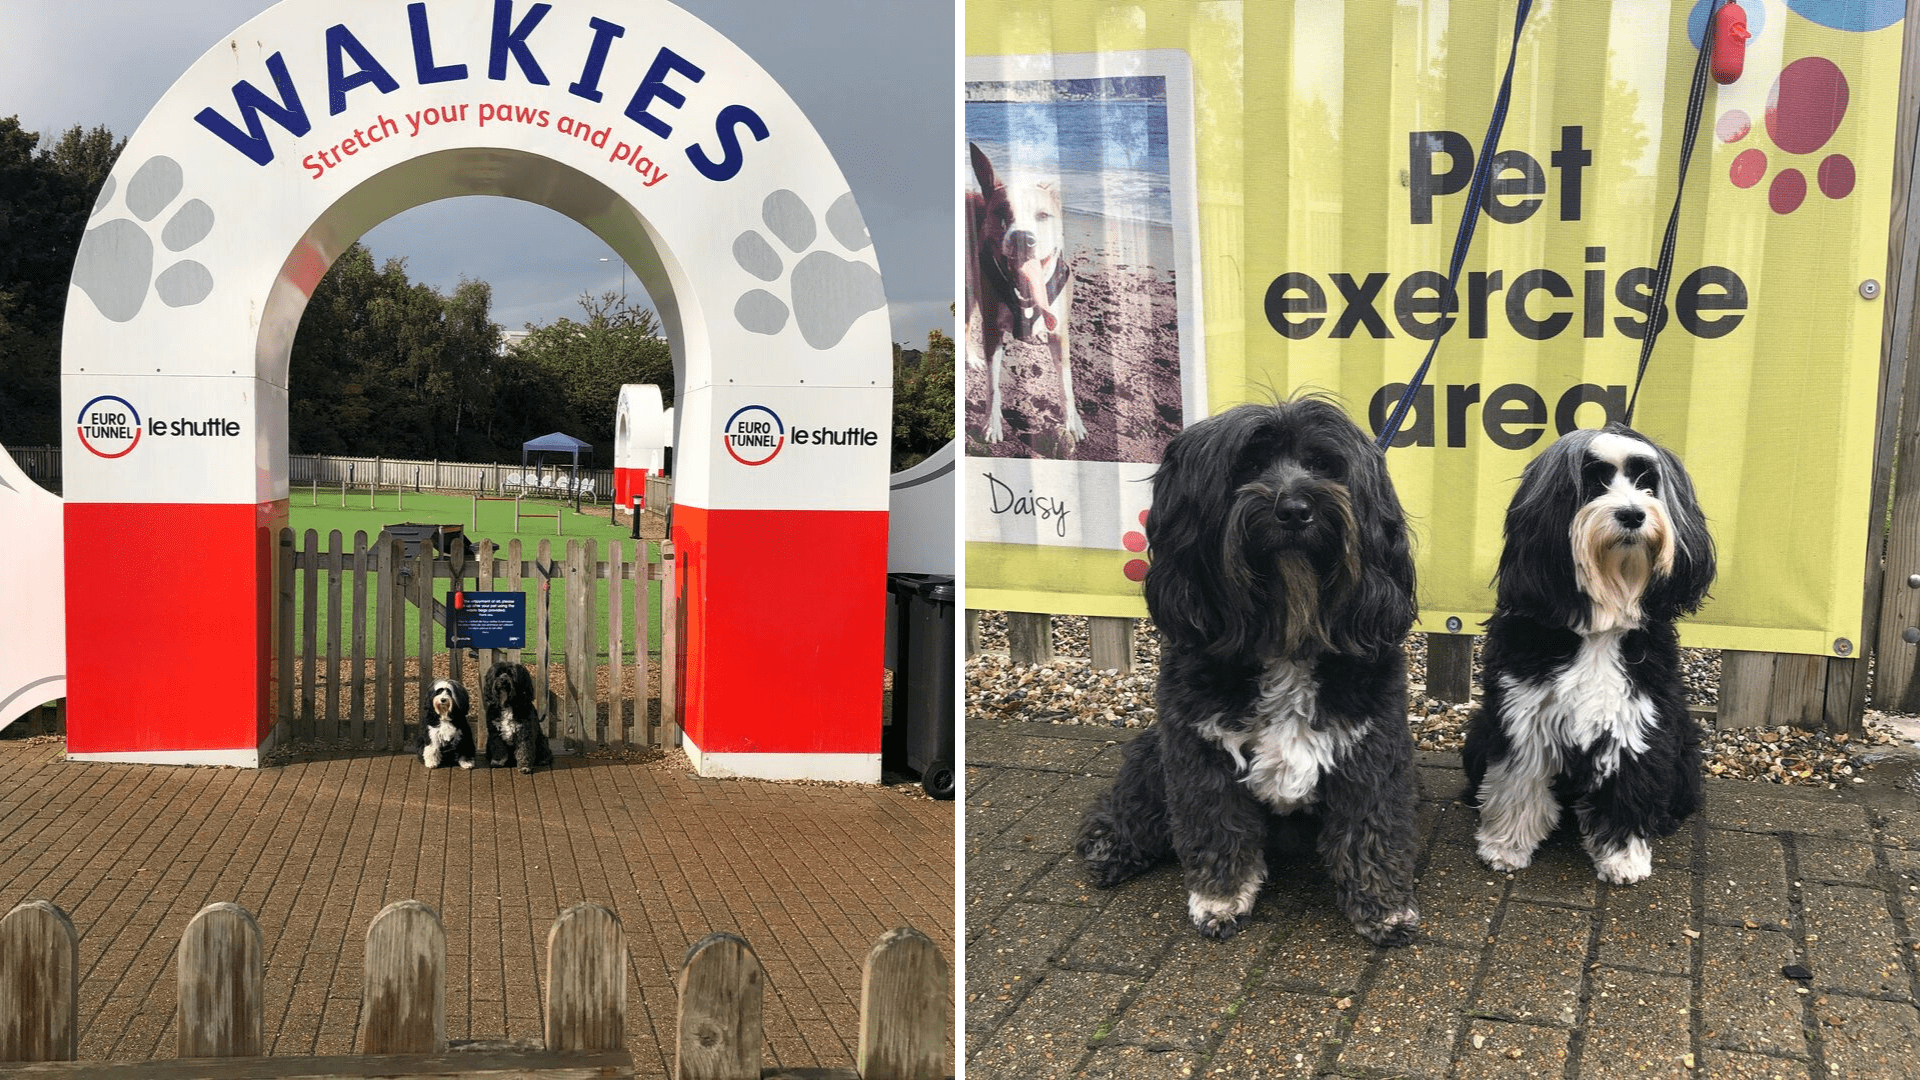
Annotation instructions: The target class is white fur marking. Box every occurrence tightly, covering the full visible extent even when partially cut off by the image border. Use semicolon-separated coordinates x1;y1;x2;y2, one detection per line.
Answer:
1187;857;1265;928
498;705;521;746
1196;660;1368;814
1588;834;1653;884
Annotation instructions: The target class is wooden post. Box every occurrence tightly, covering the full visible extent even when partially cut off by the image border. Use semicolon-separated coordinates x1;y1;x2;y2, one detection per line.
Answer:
324;530;345;737
965;610;981;658
374;535;391;748
610;541;627;745
1865;4;1920;720
351;531;370;745
536;539;557;737
1720;650;1826;730
478;539;498;675
857;928;949;1080
675;933;762;1080
277;529;295;743
299;529;320;740
564;539;594;747
1006;612;1052;665
1087;617;1133;673
386;536;408;750
636;548;652;748
359;900;445;1055
447;537;467;687
1425;632;1474;703
545;903;626;1053
415;545;435;703
506;539;525;668
176;903;263;1058
0;900;79;1062
662;543;679;747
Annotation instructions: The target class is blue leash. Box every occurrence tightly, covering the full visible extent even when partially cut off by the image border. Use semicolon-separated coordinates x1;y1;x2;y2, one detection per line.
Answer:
1624;0;1724;425
1375;0;1535;450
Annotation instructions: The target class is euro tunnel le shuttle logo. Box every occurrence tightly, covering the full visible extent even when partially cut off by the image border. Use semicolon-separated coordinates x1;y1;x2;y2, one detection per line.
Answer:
723;405;785;466
77;395;244;459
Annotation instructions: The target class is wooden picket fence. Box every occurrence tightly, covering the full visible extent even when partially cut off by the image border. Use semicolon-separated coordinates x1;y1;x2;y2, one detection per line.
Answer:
0;899;950;1079
274;529;679;753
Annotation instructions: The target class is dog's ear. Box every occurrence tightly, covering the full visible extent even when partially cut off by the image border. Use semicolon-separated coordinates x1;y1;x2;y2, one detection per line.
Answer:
452;683;469;716
1324;417;1418;657
1493;432;1588;628
1645;439;1716;621
1144;406;1279;658
969;141;999;196
514;664;534;699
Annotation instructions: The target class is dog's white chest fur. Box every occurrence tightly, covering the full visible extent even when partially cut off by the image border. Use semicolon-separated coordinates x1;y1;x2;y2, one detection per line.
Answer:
1499;631;1655;778
497;707;521;745
1198;660;1368;813
423;721;460;768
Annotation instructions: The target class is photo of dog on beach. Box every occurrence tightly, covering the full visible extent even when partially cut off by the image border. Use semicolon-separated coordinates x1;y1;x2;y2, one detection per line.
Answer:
963;75;1186;464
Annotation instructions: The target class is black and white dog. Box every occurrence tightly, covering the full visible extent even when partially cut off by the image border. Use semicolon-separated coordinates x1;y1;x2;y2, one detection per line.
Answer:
1076;397;1423;945
1463;423;1715;884
413;679;476;770
481;661;553;774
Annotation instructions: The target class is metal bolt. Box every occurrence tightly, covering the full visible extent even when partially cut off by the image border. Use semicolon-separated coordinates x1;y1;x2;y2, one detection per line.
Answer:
1909;574;1920;588
1905;627;1920;644
1446;616;1463;633
1861;279;1881;299
1834;638;1853;657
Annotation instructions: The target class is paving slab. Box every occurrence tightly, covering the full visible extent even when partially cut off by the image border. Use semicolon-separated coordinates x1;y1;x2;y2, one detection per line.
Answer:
966;720;1920;1079
0;737;953;1077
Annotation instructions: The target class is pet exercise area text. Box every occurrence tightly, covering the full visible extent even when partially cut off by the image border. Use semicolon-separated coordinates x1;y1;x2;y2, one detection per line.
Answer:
1263;127;1749;345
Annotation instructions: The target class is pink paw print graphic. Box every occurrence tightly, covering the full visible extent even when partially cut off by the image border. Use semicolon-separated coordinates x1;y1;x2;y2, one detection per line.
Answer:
1121;509;1149;583
1719;56;1854;214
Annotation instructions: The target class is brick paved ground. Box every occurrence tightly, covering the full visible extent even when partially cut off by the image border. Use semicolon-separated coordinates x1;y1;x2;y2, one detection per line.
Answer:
0;736;954;1077
967;721;1920;1079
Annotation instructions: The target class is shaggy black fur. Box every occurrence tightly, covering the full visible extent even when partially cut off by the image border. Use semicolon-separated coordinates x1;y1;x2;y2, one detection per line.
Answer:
1075;397;1423;945
480;661;553;774
411;679;476;770
1462;423;1714;881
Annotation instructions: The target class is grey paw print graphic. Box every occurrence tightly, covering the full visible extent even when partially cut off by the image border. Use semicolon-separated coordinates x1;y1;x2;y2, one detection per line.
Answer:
72;156;216;323
732;190;884;350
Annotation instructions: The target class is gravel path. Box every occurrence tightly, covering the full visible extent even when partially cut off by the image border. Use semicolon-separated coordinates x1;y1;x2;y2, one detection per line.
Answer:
965;611;1920;791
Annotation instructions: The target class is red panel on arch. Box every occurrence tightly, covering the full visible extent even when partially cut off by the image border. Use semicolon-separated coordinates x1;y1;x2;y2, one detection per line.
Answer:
64;501;284;753
672;505;886;755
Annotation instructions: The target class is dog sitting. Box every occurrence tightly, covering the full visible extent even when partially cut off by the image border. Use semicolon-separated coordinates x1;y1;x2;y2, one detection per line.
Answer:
412;679;476;770
1463;423;1716;885
1076;397;1423;945
965;141;1085;451
480;661;552;774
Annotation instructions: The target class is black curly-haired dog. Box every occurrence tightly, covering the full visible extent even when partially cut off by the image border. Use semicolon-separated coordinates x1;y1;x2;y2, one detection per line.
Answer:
1463;423;1715;884
412;679;476;770
480;661;553;774
1076;396;1423;944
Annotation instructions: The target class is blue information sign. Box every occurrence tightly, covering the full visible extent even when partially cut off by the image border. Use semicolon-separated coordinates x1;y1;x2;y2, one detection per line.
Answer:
446;591;526;649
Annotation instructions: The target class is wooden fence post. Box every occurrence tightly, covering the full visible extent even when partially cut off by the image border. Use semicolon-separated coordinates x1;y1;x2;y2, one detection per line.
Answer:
1425;632;1474;703
478;538;498;674
662;543;679;746
176;902;263;1058
858;927;949;1080
415;545;435;697
965;610;981;658
277;529;295;742
635;547;653;747
546;903;626;1053
447;537;468;687
1087;617;1133;673
610;541;628;745
1007;612;1053;666
360;900;445;1055
385;535;407;750
0;900;78;1062
507;538;526;668
536;538;558;738
324;530;345;737
350;530;370;744
301;528;320;741
675;933;762;1080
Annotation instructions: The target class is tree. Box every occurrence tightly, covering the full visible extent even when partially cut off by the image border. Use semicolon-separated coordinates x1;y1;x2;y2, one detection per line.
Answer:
0;117;124;446
509;291;673;453
891;325;956;471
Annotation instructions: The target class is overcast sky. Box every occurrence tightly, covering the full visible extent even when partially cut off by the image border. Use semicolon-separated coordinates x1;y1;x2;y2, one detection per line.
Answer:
0;0;955;345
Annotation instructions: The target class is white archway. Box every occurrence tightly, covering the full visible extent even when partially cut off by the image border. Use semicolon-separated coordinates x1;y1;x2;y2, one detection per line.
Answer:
60;0;892;779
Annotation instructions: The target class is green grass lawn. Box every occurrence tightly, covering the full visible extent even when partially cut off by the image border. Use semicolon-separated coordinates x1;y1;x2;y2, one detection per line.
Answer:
286;489;664;664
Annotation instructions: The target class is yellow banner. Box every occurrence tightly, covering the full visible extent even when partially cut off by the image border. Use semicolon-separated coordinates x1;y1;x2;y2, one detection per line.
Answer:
964;0;1903;656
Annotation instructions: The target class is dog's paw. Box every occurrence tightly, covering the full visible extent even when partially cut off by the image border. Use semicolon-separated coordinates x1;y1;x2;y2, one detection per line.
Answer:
732;189;883;349
1355;906;1421;948
982;408;1004;443
1187;888;1257;939
518;765;534;775
459;758;475;770
72;156;215;322
1590;837;1652;885
1476;836;1536;874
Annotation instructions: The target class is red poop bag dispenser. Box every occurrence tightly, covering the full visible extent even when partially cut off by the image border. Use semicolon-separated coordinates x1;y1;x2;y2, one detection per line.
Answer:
1712;2;1751;85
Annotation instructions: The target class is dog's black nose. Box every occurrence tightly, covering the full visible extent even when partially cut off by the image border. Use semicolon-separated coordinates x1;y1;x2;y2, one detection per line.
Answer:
1275;495;1315;530
1614;507;1646;530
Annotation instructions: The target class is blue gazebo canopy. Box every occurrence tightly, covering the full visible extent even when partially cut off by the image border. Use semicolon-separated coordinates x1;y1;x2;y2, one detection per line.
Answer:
520;432;593;470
